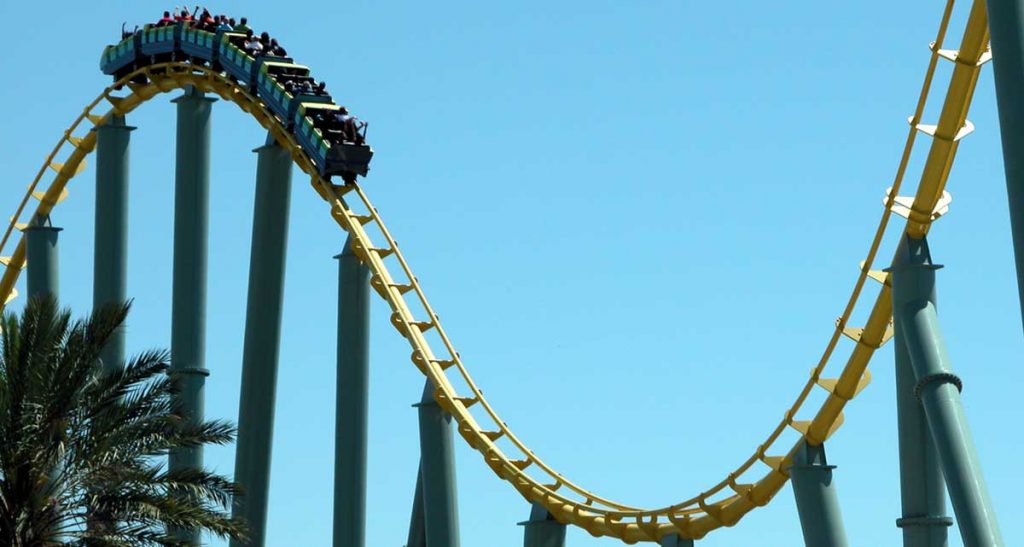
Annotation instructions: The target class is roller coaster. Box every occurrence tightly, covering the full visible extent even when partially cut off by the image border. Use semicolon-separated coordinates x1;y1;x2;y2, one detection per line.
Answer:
1;0;1021;545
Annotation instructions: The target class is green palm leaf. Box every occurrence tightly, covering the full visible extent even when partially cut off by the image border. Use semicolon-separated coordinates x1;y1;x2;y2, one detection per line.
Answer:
0;297;249;546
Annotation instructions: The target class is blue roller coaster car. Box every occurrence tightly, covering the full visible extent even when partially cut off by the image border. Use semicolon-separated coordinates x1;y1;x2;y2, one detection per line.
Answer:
99;21;373;183
100;32;139;79
180;26;217;62
217;31;254;84
139;24;178;59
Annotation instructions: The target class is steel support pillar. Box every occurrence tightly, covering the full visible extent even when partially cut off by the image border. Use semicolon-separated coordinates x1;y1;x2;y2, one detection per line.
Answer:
406;466;426;547
659;534;695;547
94;114;134;372
889;235;1003;546
230;134;293;547
168;86;215;546
26;215;61;539
788;441;849;547
415;380;460;547
333;236;370;547
520;503;566;547
25;214;60;300
894;280;951;547
986;0;1024;330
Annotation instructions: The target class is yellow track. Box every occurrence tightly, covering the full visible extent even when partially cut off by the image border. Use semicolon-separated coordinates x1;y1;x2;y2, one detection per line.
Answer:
0;1;990;542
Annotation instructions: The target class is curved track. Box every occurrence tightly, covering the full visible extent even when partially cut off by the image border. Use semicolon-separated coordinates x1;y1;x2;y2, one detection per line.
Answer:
0;1;991;542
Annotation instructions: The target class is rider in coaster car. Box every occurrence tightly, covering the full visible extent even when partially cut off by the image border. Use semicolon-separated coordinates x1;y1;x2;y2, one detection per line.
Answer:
269;38;287;57
335;107;364;145
244;30;263;54
157;11;174;27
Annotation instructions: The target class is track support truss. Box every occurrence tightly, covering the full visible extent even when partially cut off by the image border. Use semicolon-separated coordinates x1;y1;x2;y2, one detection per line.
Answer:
25;214;60;300
789;442;848;547
520;503;566;547
659;533;695;547
334;237;371;547
889;235;1003;546
415;380;461;546
231;133;294;547
168;86;216;546
93;114;133;372
987;0;1024;334
894;267;950;547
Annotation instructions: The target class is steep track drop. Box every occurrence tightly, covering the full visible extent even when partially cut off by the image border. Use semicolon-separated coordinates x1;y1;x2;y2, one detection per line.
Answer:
0;1;990;541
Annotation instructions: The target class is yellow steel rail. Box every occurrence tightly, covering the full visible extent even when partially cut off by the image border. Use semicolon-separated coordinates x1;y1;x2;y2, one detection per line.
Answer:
0;1;990;541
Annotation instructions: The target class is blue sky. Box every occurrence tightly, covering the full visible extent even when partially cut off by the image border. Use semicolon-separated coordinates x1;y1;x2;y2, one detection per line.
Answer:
1;1;1021;545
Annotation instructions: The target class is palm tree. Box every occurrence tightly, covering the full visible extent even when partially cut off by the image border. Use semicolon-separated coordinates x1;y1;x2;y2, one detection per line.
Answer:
0;297;248;546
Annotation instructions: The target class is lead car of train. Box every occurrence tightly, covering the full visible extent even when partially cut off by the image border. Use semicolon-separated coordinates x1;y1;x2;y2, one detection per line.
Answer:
99;22;372;184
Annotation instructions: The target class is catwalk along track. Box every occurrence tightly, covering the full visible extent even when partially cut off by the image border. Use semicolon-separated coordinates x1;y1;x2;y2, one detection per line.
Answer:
0;1;991;542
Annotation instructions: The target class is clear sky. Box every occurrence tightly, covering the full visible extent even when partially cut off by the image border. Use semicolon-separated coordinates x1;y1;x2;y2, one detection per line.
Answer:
1;1;1021;545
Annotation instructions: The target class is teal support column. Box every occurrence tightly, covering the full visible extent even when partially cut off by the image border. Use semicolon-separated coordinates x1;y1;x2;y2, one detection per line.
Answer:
333;237;370;547
25;215;60;300
659;534;694;547
406;467;426;547
520;503;565;547
168;86;215;546
986;0;1024;329
415;381;460;546
26;213;62;538
230;134;293;547
94;114;134;372
890;235;1003;546
894;280;951;547
788;441;849;547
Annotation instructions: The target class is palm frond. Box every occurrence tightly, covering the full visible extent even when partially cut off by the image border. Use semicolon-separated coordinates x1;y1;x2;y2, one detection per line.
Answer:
0;299;249;545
